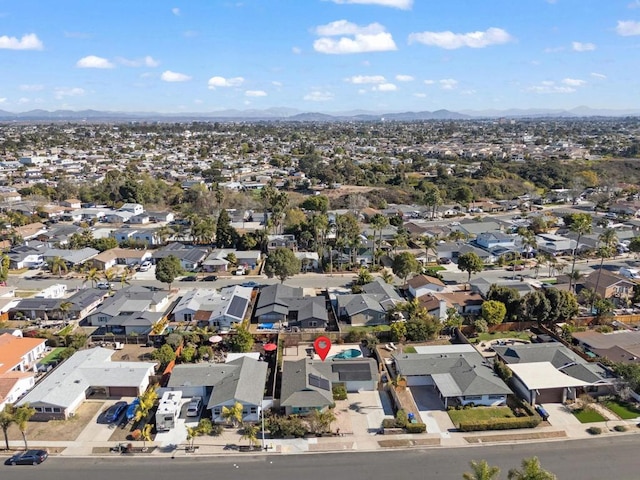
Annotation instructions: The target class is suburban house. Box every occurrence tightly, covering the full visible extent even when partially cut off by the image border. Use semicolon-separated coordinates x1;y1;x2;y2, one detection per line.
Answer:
535;233;574;255
166;356;268;424
85;286;170;334
17;347;155;420
336;294;387;326
493;343;616;405
267;234;298;252
112;228;163;246
393;345;512;408
254;284;328;330
418;291;484;321
172;286;252;330
7;245;43;269
580;270;637;306
119;203;144;215
572;330;640;365
280;357;378;415
475;231;515;249
43;247;100;267
10;289;107;322
91;248;152;270
152;242;209;271
0;333;48;374
201;249;262;273
406;274;446;298
0;371;35;411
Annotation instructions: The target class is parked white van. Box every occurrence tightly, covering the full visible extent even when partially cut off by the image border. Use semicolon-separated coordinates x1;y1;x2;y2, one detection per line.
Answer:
619;267;640;280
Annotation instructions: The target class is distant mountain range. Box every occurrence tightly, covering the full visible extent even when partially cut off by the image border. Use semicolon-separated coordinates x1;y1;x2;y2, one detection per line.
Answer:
0;106;638;122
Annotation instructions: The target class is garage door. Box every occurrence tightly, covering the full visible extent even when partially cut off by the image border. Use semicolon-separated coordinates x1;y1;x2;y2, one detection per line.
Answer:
108;386;139;397
407;375;433;387
536;388;563;404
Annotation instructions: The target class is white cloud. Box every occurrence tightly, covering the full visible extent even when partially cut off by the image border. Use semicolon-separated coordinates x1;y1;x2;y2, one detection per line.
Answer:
330;0;412;9
172;7;180;16
117;55;160;67
616;20;640;36
527;81;576;94
562;78;586;86
245;90;267;97
591;72;607;79
572;41;596;52
439;79;458;90
315;20;386;36
54;87;86;99
395;74;414;82
0;98;6;103
345;75;386;84
160;70;191;82
76;55;114;69
207;76;245;89
408;27;513;49
19;84;44;91
0;33;43;50
314;32;396;54
303;90;334;102
313;21;396;54
373;83;397;91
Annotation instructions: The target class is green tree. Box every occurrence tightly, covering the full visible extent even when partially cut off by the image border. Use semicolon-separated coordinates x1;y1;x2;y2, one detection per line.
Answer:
0;405;15;450
0;254;9;283
370;214;389;266
463;459;501;480
216;208;237;248
481;300;507;326
390;321;407;342
629;236;640;256
14;403;36;450
355;267;373;286
457;252;484;286
543;288;578;324
264;247;301;283
420;235;438;263
381;269;395;284
307;408;336;435
49;256;68;278
486;284;522;322
507;456;556;480
593;228;618;298
519;291;552;324
392;251;420;284
152;344;176;368
155;255;183;290
180;345;197;363
300;195;329;213
229;324;254;353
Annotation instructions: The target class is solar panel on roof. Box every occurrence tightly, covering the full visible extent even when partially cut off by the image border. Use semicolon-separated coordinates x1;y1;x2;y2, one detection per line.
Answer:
227;296;248;319
308;373;331;391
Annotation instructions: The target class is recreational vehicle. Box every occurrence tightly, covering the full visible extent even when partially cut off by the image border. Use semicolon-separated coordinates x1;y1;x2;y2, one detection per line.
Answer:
155;391;182;431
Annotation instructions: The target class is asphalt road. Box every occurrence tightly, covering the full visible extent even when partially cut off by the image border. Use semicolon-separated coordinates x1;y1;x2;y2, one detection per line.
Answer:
2;436;639;480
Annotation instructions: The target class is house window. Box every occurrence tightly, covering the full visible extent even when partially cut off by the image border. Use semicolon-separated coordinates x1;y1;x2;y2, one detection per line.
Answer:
488;395;504;400
464;396;482;401
213;408;221;415
242;409;248;415
184;314;193;322
309;321;317;328
52;407;61;413
34;407;43;412
44;407;53;413
98;316;108;323
250;407;257;414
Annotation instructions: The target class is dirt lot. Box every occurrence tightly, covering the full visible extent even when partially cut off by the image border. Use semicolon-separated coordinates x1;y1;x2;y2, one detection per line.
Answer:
107;344;156;362
7;401;104;442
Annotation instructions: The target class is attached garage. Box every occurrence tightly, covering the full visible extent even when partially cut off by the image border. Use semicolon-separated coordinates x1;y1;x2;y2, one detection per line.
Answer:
107;386;140;397
507;362;589;406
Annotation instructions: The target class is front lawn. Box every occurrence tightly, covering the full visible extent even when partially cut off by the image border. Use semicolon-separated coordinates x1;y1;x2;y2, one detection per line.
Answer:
573;408;606;423
604;400;640;420
403;346;417;353
448;406;515;425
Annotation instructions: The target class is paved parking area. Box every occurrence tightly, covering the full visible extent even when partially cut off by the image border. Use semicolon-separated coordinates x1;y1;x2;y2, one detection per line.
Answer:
410;386;456;436
543;403;581;426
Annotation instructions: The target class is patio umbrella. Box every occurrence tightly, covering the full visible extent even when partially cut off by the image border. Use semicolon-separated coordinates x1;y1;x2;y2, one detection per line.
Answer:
209;335;223;344
263;343;277;352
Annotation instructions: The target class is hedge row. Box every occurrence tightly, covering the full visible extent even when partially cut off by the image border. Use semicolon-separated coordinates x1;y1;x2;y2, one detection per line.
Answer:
457;415;541;432
405;422;427;433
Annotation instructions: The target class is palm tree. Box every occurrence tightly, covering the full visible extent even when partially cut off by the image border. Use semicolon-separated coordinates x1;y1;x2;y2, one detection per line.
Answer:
568;214;593;291
140;423;153;451
104;267;117;291
356;267;373;286
567;270;583;292
240;423;260;446
381;269;395;284
593;228;618;296
85;267;100;288
370;214;389;266
221;402;243;427
120;265;135;289
58;301;73;323
507;456;556;480
463;460;501;480
421;235;438;264
14;404;36;450
50;256;68;278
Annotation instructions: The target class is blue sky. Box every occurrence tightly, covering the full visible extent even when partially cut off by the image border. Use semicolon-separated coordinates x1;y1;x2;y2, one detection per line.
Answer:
0;0;639;113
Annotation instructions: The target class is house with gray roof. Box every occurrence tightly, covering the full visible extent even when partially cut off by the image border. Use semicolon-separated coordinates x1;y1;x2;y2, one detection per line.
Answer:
255;284;328;330
167;356;268;424
493;343;616;405
42;247;99;267
393;345;512;408
10;288;106;321
174;286;252;330
85;285;170;334
280;357;378;415
17;347;155;420
152;242;208;270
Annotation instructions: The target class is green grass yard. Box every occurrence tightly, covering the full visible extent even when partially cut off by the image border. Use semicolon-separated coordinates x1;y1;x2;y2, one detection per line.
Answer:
40;347;66;365
573;408;606;423
448;406;515;425
604;400;640;420
471;331;532;343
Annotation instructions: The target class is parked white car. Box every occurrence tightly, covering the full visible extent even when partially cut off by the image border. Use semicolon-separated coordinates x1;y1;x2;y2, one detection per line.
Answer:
139;261;152;272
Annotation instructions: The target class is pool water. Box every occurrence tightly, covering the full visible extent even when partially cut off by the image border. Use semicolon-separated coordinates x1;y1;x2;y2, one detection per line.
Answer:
331;348;362;359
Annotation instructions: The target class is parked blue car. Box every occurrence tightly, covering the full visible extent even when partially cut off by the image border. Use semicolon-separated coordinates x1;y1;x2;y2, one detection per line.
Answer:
125;398;140;422
101;401;127;424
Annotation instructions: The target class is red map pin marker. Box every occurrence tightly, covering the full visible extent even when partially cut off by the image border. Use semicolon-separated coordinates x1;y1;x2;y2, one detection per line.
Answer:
314;336;332;361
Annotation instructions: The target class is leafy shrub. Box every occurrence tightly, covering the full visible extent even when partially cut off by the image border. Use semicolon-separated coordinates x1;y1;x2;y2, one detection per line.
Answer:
395;409;408;428
405;422;426;434
209;424;224;436
587;426;602;435
493;359;512;381
457;416;541;432
332;385;347;401
614;425;628;432
381;418;397;429
266;415;308;438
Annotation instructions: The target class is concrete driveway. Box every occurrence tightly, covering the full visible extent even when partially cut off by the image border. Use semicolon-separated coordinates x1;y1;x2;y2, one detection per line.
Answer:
410;386;456;436
542;403;581;426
